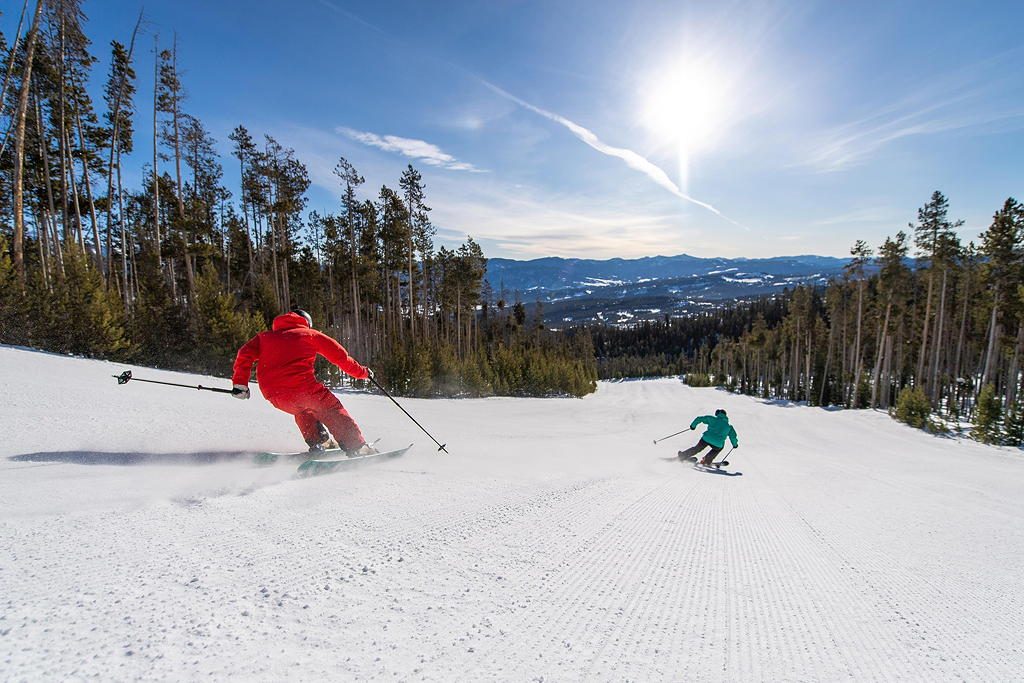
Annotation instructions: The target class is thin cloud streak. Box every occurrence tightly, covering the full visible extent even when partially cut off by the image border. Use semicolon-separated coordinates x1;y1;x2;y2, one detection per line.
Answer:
316;0;389;36
802;52;1024;172
812;206;900;226
337;127;484;172
482;81;748;229
805;107;1024;172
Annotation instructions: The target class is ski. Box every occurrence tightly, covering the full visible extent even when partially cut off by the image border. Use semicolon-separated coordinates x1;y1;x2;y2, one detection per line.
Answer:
677;452;728;467
296;444;413;477
256;438;381;465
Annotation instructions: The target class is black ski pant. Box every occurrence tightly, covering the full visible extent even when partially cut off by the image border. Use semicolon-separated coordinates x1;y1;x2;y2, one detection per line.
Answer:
679;438;722;465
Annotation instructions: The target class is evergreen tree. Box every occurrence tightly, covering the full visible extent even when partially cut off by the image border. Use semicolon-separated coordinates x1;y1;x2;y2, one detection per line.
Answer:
0;234;27;344
192;264;263;373
974;384;1002;444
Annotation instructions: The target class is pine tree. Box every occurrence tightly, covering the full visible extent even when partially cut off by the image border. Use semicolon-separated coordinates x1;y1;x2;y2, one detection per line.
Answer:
0;233;27;344
974;384;1003;444
38;249;129;357
102;25;140;292
193;264;263;373
979;198;1023;387
1003;399;1024;447
894;386;930;429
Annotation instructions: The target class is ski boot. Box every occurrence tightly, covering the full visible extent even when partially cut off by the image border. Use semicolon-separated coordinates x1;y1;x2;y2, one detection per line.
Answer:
347;442;380;458
306;423;338;454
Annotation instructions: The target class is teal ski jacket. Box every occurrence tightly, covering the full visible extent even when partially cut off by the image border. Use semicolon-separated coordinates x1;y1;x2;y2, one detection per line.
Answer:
690;414;739;449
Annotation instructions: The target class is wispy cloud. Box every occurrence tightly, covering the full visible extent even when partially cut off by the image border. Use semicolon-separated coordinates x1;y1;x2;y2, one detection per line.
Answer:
316;0;388;36
802;53;1024;172
337;127;484;172
432;195;705;259
482;81;747;229
812;206;900;226
422;173;742;259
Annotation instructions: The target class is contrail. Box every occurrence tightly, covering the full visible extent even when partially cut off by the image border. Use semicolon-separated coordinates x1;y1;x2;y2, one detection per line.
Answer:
484;81;746;228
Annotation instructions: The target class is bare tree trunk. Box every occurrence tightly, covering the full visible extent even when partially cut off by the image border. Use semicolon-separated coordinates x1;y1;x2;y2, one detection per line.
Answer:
268;184;281;310
34;208;49;288
169;36;195;302
820;318;834;406
1006;324;1024;410
130;232;140;302
237;153;254;279
62;121;86;252
152;35;162;263
352;277;361;355
852;280;865;405
840;296;849;403
917;268;936;389
0;0;30;158
117;149;129;308
49;210;65;278
871;297;893;408
34;89;64;278
350;215;361;348
792;319;801;400
10;0;45;287
407;234;415;341
982;292;1000;387
805;328;812;403
929;267;948;405
955;268;971;383
70;67;102;272
882;335;894;408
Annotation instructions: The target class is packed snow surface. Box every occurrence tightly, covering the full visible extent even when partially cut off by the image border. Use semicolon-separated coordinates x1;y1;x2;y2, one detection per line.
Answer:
2;345;1023;680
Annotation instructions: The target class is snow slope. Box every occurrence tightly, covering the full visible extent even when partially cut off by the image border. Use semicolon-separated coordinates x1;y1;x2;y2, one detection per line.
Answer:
1;345;1022;680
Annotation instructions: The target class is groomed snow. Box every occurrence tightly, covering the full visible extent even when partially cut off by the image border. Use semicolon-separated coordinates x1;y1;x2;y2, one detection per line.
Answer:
2;345;1023;680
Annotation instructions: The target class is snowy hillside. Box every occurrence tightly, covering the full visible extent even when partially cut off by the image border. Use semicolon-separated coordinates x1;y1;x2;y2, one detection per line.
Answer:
2;345;1022;680
485;254;854;324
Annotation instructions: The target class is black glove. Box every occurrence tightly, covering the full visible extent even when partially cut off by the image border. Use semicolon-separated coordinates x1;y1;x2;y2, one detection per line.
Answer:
232;384;250;400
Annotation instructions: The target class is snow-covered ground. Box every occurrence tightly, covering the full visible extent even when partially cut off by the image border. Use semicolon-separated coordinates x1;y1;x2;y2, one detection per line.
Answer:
2;345;1023;681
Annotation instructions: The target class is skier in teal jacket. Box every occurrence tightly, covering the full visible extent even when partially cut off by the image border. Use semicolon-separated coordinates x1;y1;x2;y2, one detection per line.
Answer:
678;409;739;466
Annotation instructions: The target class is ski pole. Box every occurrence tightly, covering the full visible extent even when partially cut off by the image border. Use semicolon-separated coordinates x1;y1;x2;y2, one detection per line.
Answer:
112;370;235;395
712;446;735;466
368;374;449;453
653;427;692;445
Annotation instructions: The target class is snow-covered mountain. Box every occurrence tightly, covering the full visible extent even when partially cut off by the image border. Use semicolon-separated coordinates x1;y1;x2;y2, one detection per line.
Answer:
486;253;850;324
2;345;1022;680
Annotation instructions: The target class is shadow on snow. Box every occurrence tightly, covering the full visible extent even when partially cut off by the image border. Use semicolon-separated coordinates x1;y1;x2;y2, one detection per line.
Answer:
8;451;257;466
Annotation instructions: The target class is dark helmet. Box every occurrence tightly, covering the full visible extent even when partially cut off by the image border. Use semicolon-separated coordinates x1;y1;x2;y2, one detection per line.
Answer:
715;408;727;417
291;308;313;328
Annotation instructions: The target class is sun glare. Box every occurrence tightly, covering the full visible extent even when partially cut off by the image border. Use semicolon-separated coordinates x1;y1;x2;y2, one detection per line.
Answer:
640;59;729;160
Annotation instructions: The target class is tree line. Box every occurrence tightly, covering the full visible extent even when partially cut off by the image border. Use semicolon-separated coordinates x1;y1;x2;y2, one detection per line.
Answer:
592;191;1024;445
0;1;597;398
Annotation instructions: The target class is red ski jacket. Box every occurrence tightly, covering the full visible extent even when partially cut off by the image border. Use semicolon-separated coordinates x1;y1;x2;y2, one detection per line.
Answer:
231;312;369;399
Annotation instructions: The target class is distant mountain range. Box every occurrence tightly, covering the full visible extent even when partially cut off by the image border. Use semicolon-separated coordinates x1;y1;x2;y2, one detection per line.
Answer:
484;254;853;326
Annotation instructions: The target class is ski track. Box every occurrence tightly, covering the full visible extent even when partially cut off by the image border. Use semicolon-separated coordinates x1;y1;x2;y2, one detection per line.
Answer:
1;347;1023;680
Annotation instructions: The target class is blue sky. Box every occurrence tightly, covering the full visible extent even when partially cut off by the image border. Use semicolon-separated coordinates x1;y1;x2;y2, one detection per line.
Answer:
11;0;1024;259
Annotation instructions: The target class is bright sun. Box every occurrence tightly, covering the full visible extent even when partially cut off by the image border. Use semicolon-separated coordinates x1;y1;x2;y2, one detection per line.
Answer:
640;59;729;158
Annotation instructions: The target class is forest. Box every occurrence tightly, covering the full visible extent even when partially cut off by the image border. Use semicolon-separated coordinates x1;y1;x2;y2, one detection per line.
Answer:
0;1;598;399
593;191;1024;444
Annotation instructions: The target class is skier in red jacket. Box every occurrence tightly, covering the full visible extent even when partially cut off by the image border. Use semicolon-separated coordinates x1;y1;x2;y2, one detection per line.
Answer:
231;309;377;455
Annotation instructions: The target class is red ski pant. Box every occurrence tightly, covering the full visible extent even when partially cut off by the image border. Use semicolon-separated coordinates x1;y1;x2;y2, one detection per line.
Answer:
266;384;365;451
